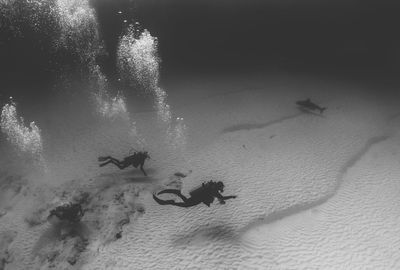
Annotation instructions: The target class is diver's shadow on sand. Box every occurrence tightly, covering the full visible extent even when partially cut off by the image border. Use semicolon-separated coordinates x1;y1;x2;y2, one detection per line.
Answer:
238;135;390;237
171;225;238;246
222;109;326;133
221;113;302;133
297;106;325;117
99;168;158;183
124;175;158;183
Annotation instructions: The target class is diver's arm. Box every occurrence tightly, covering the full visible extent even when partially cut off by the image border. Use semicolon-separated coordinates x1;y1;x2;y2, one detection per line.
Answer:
221;195;236;200
215;192;237;203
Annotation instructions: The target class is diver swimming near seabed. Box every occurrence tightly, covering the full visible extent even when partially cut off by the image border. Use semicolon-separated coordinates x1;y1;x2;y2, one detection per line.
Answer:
296;98;326;114
98;150;150;176
153;181;237;207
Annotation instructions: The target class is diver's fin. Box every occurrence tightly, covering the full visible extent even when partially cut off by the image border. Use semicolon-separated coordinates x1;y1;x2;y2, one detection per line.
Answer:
98;156;109;162
153;194;175;205
157;189;182;196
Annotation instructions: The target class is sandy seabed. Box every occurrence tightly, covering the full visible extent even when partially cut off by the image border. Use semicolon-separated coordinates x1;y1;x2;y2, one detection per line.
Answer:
1;77;400;270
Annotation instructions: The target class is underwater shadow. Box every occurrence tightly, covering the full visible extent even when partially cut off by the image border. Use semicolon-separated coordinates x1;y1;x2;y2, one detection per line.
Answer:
221;113;302;133
124;175;158;183
171;224;239;246
95;168;158;190
99;167;157;179
238;135;390;236
296;106;325;117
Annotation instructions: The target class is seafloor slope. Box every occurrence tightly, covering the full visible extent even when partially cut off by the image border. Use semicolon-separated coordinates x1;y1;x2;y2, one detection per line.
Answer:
1;78;400;269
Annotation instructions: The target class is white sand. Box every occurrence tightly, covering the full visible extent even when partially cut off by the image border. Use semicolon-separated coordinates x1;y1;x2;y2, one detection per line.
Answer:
1;77;400;269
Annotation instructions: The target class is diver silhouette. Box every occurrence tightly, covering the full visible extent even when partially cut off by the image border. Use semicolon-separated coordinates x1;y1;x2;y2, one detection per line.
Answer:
98;151;150;176
48;203;84;224
153;181;237;207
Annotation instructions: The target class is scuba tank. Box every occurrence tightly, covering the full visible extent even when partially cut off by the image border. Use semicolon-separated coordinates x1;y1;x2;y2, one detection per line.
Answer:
189;181;214;196
189;184;205;197
189;182;215;204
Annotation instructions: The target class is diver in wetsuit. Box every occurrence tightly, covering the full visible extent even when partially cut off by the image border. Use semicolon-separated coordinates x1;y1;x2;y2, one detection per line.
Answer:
153;181;237;207
98;151;150;176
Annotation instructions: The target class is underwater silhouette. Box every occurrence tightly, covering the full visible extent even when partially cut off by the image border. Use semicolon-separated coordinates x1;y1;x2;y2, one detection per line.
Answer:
98;151;150;176
153;181;236;207
296;98;326;114
48;203;84;224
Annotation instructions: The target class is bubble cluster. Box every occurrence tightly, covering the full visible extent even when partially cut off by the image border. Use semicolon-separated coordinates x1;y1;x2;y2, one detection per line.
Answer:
1;0;102;72
167;117;187;152
1;0;186;170
0;100;44;162
89;65;129;120
0;0;59;38
129;120;146;148
117;27;160;90
116;25;189;153
117;25;174;126
93;91;129;120
154;87;172;124
89;64;146;147
55;0;102;65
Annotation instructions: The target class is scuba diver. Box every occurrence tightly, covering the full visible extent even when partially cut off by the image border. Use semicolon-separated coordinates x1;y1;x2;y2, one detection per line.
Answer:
153;181;237;207
98;150;150;176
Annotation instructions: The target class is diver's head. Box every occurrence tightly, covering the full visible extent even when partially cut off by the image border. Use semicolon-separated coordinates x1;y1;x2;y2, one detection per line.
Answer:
216;181;224;192
143;151;150;159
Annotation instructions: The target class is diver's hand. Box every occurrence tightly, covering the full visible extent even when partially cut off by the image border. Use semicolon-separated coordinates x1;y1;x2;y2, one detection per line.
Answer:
219;200;226;204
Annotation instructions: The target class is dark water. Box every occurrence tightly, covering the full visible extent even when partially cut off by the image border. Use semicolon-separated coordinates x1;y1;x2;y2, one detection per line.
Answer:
2;1;400;97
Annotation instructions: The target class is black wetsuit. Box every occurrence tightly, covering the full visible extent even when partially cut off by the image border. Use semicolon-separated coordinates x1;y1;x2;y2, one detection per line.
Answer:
99;152;148;176
153;182;236;207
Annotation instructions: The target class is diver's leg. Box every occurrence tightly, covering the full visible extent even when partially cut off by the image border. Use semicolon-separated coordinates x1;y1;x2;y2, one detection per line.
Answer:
99;156;120;166
98;156;112;162
169;200;200;207
110;160;129;170
161;197;200;207
157;189;189;202
153;194;176;205
100;159;128;169
140;163;147;176
222;195;237;200
153;193;202;207
99;160;113;167
107;157;122;163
